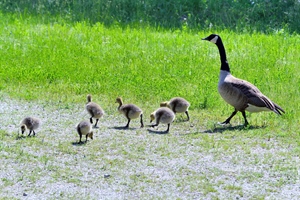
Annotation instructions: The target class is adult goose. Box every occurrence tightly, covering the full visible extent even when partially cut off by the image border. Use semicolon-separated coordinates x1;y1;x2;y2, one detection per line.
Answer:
202;34;285;126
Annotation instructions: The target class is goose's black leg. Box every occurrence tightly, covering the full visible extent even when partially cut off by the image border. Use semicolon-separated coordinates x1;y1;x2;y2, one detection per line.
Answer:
241;111;249;126
28;130;32;136
90;117;93;124
221;109;237;124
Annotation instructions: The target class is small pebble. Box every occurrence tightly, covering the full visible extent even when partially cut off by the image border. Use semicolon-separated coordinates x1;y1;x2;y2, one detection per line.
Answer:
104;174;110;178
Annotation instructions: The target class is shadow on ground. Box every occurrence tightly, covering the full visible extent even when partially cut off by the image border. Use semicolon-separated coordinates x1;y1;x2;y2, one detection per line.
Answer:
202;124;267;134
147;128;169;134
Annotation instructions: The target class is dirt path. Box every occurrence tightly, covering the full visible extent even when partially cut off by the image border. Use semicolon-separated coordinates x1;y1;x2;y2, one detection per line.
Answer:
1;94;300;199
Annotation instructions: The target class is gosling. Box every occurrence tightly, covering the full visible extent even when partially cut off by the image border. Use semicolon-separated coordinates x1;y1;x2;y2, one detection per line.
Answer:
160;97;190;121
150;107;175;133
20;116;41;136
86;94;104;128
115;97;144;128
77;120;93;143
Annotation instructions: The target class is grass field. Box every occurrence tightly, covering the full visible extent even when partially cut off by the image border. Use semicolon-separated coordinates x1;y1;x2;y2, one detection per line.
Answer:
0;13;300;199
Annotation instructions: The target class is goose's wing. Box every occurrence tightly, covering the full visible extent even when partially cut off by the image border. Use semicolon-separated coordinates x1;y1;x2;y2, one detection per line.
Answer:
230;78;283;114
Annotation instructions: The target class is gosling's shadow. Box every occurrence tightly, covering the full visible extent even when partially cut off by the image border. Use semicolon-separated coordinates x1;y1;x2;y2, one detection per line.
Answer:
202;124;266;134
16;134;36;140
147;129;169;134
173;118;189;123
71;141;89;146
16;135;26;140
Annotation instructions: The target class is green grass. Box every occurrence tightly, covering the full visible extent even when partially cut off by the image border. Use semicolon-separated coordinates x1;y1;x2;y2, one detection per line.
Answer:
0;13;299;114
0;13;300;199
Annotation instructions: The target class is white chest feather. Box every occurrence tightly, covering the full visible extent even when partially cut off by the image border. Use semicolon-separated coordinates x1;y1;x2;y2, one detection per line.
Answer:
218;70;247;109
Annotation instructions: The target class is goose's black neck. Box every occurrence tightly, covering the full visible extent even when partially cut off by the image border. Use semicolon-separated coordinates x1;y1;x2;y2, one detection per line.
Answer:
216;38;230;72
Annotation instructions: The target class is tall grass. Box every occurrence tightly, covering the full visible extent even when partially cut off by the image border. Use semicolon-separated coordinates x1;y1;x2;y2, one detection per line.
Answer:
1;0;300;33
0;12;299;128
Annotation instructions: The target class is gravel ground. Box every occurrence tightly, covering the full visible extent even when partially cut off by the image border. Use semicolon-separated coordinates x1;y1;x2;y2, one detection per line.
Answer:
1;94;300;199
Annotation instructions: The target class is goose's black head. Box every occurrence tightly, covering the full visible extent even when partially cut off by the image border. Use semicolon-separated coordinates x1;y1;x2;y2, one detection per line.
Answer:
202;34;220;44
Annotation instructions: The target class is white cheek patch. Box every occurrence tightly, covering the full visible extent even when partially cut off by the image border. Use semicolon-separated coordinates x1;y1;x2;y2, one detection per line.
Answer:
210;36;218;44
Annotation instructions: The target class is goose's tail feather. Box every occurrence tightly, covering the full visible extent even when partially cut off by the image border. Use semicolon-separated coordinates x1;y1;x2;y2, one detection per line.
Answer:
273;102;285;115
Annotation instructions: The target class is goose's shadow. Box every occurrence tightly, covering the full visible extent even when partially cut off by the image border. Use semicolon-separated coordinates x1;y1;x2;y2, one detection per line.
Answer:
202;124;267;134
109;126;139;131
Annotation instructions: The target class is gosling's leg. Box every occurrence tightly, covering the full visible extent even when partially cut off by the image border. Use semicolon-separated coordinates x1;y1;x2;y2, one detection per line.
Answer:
185;111;190;121
151;123;159;128
94;119;99;128
165;123;171;133
140;114;144;128
125;118;130;128
151;115;161;129
28;130;32;137
78;133;83;144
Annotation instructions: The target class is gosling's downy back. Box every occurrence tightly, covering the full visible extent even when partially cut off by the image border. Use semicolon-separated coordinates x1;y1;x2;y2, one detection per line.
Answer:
86;94;104;127
160;97;190;121
115;97;144;128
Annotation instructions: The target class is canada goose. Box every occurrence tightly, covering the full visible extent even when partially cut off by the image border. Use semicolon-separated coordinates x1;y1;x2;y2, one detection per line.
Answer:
202;34;285;126
77;120;93;143
86;94;104;128
20;117;41;136
160;97;190;121
150;107;175;133
115;97;144;128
